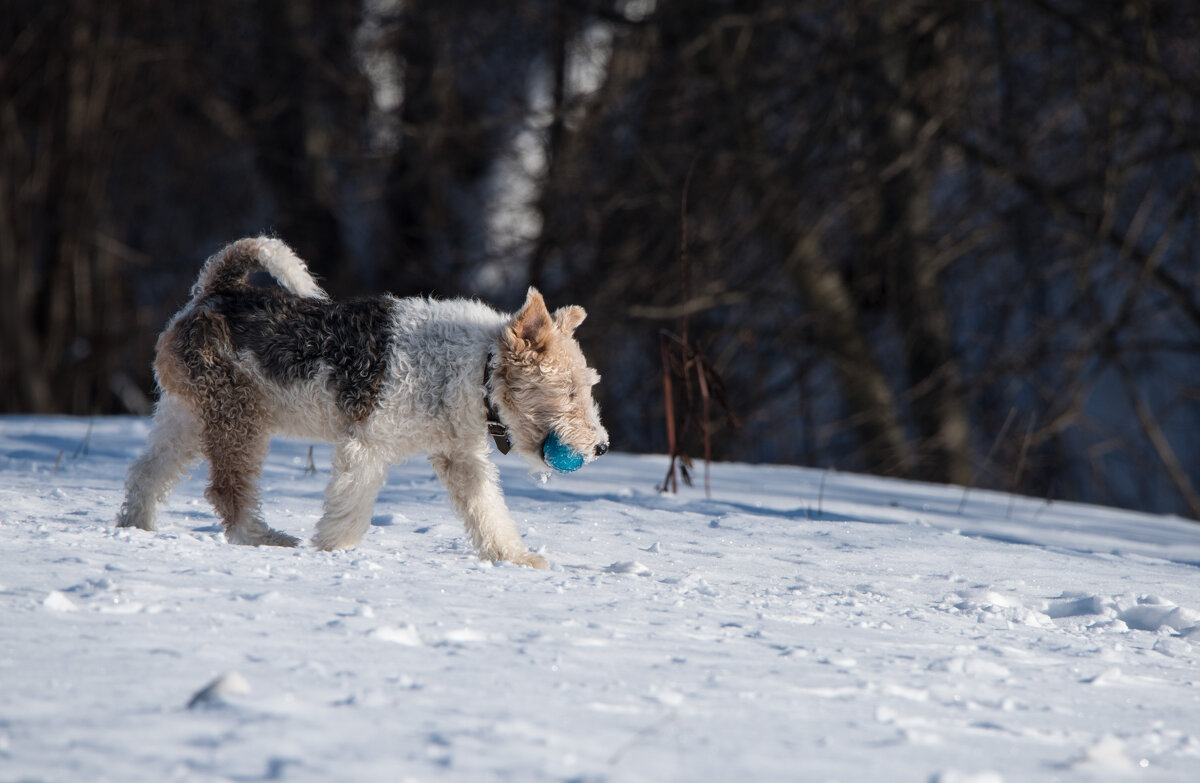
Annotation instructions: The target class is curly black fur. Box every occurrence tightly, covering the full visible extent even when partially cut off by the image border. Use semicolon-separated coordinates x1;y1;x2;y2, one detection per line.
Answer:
191;290;395;422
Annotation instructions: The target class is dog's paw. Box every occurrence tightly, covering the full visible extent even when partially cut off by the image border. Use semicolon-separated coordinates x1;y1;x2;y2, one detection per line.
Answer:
310;532;355;551
259;529;301;548
509;551;551;570
227;524;300;548
115;507;155;531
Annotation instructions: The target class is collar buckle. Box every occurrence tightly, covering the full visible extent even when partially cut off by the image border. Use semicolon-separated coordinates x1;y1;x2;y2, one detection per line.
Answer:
487;420;513;454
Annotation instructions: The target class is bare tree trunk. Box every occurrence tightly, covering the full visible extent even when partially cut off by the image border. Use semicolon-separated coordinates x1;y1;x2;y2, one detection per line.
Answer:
526;0;571;291
247;0;362;295
0;1;131;413
786;223;917;478
382;0;520;297
882;109;973;486
873;7;973;485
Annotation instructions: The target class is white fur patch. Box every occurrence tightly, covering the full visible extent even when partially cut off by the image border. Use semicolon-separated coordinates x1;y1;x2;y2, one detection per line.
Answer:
253;237;329;300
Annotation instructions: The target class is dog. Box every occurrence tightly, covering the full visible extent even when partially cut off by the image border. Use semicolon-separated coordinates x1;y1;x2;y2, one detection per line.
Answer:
116;236;608;568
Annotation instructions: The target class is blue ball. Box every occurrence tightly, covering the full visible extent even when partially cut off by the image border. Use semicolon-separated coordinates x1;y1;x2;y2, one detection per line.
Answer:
543;431;586;473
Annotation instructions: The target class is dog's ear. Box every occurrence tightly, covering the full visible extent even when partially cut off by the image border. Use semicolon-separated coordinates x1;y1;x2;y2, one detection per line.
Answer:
553;306;586;335
511;287;554;349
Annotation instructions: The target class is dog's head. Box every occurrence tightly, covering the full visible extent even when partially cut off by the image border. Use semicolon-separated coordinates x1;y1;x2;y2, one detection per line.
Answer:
492;288;609;472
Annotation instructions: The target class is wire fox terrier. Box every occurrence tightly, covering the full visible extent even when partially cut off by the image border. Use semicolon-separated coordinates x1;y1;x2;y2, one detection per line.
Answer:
116;237;608;568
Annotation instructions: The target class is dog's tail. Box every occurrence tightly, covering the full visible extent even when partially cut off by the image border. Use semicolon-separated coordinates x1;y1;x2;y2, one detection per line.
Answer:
191;236;328;301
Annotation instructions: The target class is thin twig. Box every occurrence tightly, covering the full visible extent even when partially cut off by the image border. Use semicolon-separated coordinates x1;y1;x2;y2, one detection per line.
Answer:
72;417;94;459
693;343;713;497
660;334;678;493
1118;362;1200;521
958;406;1017;514
679;158;696;346
658;160;734;497
1006;413;1036;520
817;467;832;519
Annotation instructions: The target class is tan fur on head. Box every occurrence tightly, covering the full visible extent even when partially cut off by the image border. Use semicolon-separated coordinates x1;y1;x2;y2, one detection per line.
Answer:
554;305;586;334
511;287;554;347
494;288;608;471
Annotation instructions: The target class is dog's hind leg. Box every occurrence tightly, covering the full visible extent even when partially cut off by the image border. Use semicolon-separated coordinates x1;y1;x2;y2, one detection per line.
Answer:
427;452;549;569
199;383;298;547
311;438;388;551
117;394;202;531
203;419;298;547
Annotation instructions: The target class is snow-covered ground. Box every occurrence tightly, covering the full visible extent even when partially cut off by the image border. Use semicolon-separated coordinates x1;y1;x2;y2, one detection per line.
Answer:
2;416;1199;782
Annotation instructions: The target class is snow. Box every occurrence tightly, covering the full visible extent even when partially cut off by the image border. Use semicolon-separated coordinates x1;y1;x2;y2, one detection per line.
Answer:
2;415;1200;782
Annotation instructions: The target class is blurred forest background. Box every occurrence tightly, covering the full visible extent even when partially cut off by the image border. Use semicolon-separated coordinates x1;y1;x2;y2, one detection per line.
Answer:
3;0;1200;519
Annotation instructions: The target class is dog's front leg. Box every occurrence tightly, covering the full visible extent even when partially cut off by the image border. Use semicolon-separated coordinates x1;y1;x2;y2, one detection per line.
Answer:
117;394;201;532
311;439;389;551
429;452;549;569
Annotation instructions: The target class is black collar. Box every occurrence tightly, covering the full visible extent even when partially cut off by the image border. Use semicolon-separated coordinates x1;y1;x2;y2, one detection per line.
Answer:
483;352;513;455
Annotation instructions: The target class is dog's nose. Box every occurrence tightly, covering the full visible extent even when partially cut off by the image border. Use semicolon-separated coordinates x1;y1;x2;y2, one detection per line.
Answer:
595;442;609;457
